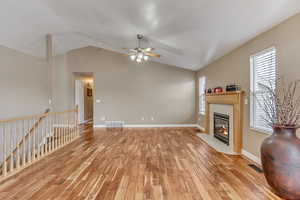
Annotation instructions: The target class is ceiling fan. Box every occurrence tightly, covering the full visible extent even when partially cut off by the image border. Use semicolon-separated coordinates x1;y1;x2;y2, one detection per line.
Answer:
123;34;161;63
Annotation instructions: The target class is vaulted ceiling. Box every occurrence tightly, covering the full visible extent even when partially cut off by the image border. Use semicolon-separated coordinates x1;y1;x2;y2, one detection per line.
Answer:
1;0;300;70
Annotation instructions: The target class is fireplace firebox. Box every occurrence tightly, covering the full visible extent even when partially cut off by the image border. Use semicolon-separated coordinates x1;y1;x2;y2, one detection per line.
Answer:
214;113;230;145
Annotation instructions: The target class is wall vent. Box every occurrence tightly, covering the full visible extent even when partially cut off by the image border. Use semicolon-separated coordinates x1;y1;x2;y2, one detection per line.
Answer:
248;164;263;173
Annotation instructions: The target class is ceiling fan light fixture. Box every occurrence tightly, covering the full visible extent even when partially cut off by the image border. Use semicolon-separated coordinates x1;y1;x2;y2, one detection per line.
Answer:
143;55;149;61
125;34;160;63
137;52;144;59
130;54;136;61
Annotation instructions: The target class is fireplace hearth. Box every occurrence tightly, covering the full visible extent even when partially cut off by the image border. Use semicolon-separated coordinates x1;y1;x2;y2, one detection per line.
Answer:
214;113;230;145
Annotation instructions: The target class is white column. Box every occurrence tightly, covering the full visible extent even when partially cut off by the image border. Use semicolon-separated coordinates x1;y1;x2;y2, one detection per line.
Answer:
46;34;54;107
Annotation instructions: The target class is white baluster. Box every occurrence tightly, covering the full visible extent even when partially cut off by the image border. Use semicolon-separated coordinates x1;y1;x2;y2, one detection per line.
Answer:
10;123;13;173
72;112;75;139
33;118;36;162
57;115;60;148
36;119;40;160
3;124;7;177
27;120;30;164
41;117;45;157
55;114;58;149
53;114;56;150
51;114;54;151
67;112;70;142
63;114;66;145
45;115;49;154
22;120;25;166
16;121;20;170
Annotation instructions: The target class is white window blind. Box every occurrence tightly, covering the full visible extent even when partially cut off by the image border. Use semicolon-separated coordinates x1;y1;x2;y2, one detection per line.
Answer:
199;76;206;115
250;47;277;133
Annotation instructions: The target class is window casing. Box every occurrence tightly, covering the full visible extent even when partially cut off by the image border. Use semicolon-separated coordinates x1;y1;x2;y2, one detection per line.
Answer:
199;76;206;115
250;47;277;134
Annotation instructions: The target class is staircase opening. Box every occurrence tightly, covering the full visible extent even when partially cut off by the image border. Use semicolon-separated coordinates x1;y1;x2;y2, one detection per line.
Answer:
0;108;79;179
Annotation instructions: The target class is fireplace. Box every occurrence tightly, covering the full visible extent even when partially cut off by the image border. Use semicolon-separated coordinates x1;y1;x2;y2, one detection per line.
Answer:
214;113;230;145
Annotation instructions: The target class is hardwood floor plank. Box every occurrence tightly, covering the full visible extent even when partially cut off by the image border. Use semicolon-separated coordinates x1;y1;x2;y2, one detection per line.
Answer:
0;127;282;200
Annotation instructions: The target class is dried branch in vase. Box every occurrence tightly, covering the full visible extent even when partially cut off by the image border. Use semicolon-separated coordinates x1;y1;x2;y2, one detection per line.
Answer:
255;78;300;128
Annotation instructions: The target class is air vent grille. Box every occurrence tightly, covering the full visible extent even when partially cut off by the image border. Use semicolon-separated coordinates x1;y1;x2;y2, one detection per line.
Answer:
105;121;124;128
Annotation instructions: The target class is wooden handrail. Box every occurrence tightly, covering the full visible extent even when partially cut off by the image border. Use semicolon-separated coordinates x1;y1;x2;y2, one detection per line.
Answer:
0;108;77;123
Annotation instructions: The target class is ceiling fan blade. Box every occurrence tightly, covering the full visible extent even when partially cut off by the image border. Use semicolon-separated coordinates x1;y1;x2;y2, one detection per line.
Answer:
122;48;137;52
144;47;154;52
144;37;183;55
146;52;161;58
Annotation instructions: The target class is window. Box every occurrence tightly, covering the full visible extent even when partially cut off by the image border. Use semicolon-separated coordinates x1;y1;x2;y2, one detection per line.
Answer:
250;47;277;133
199;76;206;115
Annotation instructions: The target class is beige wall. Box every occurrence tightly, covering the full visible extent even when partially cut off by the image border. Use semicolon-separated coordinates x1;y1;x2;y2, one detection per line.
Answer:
64;47;196;125
0;45;49;119
196;12;300;158
52;55;74;112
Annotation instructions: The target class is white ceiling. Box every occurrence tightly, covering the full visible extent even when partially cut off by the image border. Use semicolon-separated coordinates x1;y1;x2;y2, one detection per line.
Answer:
1;0;300;70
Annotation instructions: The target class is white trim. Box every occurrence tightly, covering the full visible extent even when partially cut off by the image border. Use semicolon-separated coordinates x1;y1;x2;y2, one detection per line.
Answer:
198;76;206;115
124;124;197;128
250;47;277;133
94;124;200;128
250;127;272;135
195;125;205;131
93;125;106;128
242;149;261;165
250;46;276;58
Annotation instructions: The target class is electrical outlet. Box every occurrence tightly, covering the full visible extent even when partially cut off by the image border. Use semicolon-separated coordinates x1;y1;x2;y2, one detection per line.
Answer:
96;99;101;103
151;117;154;121
101;116;106;121
141;117;145;121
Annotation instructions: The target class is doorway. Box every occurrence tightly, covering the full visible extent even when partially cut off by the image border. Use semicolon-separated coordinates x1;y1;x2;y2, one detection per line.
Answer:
74;72;94;127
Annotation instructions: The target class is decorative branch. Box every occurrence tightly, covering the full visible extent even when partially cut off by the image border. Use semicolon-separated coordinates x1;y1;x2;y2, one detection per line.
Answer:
255;78;300;128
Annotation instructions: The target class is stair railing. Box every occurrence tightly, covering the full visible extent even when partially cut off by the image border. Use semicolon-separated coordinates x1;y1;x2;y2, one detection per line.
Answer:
0;107;79;181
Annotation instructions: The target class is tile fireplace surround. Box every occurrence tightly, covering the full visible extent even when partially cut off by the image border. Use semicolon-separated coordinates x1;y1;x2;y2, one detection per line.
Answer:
198;91;244;154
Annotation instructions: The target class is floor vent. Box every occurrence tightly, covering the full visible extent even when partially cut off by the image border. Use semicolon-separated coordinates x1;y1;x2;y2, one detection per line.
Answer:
105;121;124;128
248;164;263;173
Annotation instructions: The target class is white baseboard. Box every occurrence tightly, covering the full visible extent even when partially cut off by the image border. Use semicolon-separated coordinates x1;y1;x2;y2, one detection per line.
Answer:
242;149;261;165
93;125;106;128
125;124;198;128
94;124;200;128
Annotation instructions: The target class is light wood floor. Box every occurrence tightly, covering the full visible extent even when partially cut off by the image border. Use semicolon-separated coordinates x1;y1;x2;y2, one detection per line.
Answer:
0;127;281;200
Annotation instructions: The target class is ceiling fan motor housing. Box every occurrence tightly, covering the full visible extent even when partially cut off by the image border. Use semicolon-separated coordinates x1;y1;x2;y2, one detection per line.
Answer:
137;34;143;40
